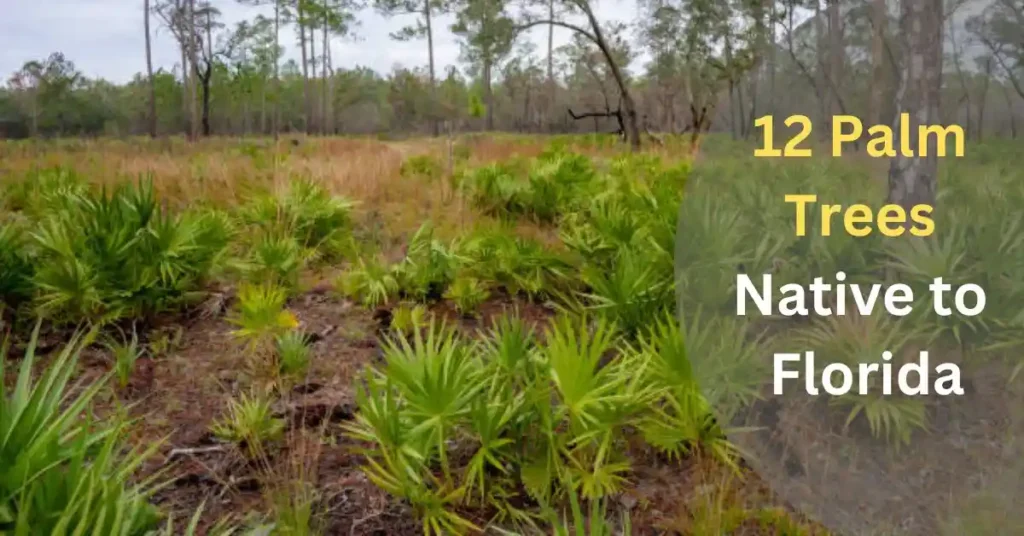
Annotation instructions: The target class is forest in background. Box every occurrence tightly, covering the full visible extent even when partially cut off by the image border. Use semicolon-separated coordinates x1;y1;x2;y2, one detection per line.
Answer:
1;0;1022;143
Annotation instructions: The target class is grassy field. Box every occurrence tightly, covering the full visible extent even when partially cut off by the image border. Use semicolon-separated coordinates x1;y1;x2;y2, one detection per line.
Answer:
0;134;1019;535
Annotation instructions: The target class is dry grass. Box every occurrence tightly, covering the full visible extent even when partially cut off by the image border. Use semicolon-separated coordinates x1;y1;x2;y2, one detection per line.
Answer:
1;135;640;246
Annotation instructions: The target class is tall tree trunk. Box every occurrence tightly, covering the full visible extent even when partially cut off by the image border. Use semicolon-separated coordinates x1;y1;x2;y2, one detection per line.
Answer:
547;0;555;131
869;0;886;126
309;20;317;134
273;0;280;141
523;83;531;131
978;57;992;141
484;57;494;130
242;49;251;136
174;0;190;136
260;83;267;135
299;0;311;133
187;0;200;141
737;79;748;138
203;9;213;136
321;1;330;135
145;0;157;138
179;45;189;135
886;0;942;211
200;65;212;136
425;0;439;137
1002;84;1018;138
325;11;334;134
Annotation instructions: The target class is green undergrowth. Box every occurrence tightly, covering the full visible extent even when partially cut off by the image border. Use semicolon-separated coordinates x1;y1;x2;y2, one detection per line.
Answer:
0;170;357;329
4;136;1015;534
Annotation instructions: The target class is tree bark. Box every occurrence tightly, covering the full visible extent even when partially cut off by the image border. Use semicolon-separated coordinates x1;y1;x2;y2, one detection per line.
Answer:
1002;84;1018;138
299;0;311;133
321;0;330;135
180;44;189;135
325;6;334;134
547;0;555;131
484;57;494;130
171;0;191;137
886;0;942;211
203;9;213;136
273;0;281;141
308;17;317;134
200;66;212;136
145;0;157;138
425;0;439;137
187;0;200;140
260;82;267;135
977;57;992;141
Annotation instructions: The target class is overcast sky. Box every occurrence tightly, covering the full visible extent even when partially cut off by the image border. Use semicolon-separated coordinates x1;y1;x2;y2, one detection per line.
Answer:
0;0;640;84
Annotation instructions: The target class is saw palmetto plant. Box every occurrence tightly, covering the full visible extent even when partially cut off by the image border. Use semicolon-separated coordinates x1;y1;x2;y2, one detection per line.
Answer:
444;277;490;317
337;255;401;309
0;219;34;313
345;311;698;534
276;329;313;379
228;282;300;360
793;312;931;448
461;227;572;301
580;246;674;339
0;323;163;534
211;389;286;459
238;178;356;261
28;175;230;325
396;223;467;302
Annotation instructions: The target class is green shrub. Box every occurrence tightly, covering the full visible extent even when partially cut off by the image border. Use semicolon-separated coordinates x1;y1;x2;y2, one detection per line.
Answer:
29;177;230;324
105;325;145;390
396;224;465;302
229;283;299;353
276;330;313;378
461;228;571;300
444;277;490;316
0;219;34;312
239;178;356;262
390;302;429;336
580;246;674;339
240;231;313;288
0;324;163;534
211;390;286;458
336;256;400;308
344;313;710;532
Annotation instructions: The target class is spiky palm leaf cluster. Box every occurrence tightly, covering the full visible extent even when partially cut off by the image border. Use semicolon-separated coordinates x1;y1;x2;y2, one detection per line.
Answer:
7;172;233;324
0;324;163;534
346;312;736;534
236;179;356;288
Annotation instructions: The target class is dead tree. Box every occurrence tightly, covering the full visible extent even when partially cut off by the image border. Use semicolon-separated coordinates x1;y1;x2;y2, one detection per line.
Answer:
567;106;625;140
